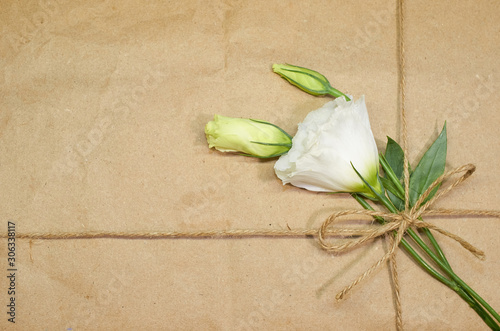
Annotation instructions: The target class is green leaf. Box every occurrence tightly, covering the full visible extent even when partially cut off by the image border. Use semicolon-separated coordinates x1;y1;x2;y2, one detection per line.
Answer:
384;136;405;179
387;190;405;211
409;123;447;207
380;177;405;201
382;138;408;210
350;162;384;200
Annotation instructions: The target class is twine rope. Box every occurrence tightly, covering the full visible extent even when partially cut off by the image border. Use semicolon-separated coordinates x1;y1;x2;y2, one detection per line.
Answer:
1;1;499;330
398;0;409;326
315;1;499;330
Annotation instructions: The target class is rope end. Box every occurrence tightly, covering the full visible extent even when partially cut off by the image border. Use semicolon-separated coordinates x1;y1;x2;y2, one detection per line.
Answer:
335;291;347;302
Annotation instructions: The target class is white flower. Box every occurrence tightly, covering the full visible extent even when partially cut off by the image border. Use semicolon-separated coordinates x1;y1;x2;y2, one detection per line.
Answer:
274;96;381;196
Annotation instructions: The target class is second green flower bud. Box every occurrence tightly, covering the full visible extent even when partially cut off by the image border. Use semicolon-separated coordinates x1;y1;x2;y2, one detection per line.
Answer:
272;63;350;100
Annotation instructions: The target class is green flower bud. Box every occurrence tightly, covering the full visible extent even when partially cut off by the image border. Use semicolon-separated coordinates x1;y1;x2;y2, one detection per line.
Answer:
272;63;350;100
205;115;292;158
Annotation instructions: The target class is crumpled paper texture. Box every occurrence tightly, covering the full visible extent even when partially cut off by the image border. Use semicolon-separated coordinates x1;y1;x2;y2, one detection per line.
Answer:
0;0;498;329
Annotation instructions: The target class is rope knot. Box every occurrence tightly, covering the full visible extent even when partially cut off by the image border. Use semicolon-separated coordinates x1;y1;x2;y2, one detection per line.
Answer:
318;163;486;307
398;211;416;228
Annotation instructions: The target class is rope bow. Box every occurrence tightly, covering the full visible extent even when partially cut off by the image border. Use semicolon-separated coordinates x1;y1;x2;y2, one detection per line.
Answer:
317;164;493;303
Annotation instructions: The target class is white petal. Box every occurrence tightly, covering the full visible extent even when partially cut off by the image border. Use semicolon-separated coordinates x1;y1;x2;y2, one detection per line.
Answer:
274;96;379;194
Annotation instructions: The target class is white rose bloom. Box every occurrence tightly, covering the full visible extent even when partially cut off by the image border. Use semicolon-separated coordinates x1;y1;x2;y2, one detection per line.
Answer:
274;96;381;196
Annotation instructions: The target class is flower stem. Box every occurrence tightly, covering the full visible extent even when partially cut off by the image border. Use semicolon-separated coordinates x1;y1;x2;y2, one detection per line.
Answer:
453;286;500;330
406;227;500;324
353;193;500;329
378;157;500;325
379;156;453;268
421;228;451;269
326;86;351;101
352;194;453;288
374;192;500;326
